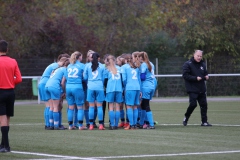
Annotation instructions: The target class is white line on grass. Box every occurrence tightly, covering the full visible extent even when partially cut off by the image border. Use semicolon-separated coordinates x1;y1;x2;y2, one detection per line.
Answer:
11;150;240;160
11;151;101;160
90;150;240;159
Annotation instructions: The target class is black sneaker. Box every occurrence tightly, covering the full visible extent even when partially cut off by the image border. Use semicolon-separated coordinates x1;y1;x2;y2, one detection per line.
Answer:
46;126;54;130
93;122;98;128
0;145;4;150
0;147;10;153
86;124;90;129
109;126;115;130
132;125;138;129
201;122;212;126
183;117;188;126
147;126;155;129
137;125;143;129
45;126;52;130
54;127;65;130
59;125;67;130
136;123;140;128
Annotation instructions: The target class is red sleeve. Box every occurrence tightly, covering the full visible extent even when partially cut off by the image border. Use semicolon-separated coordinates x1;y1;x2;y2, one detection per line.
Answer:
14;60;22;85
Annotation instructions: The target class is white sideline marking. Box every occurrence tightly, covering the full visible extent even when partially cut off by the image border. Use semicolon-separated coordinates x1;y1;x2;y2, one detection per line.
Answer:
11;151;100;160
11;150;240;160
92;150;240;159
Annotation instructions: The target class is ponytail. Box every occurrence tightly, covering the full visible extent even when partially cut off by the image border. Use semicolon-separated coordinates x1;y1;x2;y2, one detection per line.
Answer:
107;55;117;75
91;52;100;72
141;51;152;72
70;51;82;64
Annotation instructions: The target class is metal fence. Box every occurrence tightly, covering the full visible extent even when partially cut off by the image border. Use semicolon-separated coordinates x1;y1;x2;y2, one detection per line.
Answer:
20;73;240;104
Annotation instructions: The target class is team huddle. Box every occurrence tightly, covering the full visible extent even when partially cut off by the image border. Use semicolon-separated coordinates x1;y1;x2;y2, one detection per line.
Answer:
38;50;158;130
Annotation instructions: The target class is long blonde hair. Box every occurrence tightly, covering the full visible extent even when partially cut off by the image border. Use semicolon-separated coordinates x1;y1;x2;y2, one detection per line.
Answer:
86;50;95;62
70;51;82;64
139;51;152;72
106;55;117;75
52;57;69;74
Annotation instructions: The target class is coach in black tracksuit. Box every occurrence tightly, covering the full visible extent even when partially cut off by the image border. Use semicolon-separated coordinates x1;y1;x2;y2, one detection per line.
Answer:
182;50;212;127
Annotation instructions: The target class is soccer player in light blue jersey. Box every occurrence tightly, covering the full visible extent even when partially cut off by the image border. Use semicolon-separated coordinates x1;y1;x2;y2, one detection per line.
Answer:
83;52;105;130
139;51;156;129
38;54;70;130
64;51;86;130
45;58;70;130
116;54;129;128
121;53;141;130
104;55;123;130
83;50;99;128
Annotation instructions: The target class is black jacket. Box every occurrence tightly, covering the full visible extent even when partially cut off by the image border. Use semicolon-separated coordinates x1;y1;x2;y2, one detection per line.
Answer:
182;57;208;93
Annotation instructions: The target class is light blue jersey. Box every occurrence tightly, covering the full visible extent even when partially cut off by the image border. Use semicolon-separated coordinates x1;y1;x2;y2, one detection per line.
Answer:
140;62;155;90
45;67;66;90
105;65;123;93
39;62;59;84
121;64;141;91
66;61;85;88
83;62;104;90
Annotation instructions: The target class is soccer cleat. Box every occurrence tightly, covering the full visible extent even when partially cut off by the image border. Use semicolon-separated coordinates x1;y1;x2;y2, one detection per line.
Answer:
137;125;143;129
147;126;155;129
59;125;67;130
71;126;77;130
136;123;140;128
124;125;132;130
45;126;51;130
86;124;90;129
99;124;105;130
68;126;75;130
183;117;188;126
79;126;88;130
201;122;212;126
46;127;54;130
93;122;98;128
132;125;138;130
109;126;115;130
143;124;149;129
0;147;10;153
124;125;137;130
118;122;125;127
0;145;4;150
89;124;94;130
108;126;118;130
123;122;129;128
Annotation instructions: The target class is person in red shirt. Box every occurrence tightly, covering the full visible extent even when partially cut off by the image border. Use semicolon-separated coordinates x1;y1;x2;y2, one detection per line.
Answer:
0;40;22;153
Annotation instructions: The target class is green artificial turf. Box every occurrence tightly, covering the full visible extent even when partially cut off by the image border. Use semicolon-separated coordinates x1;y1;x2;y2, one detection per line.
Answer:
1;99;240;159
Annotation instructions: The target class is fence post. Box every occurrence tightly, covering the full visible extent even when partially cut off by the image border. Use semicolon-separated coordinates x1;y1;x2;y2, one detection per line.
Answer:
156;58;159;97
